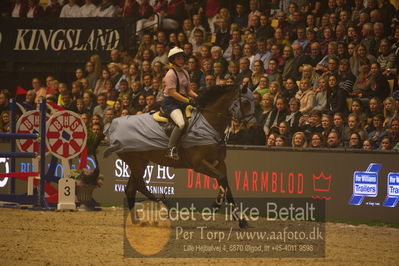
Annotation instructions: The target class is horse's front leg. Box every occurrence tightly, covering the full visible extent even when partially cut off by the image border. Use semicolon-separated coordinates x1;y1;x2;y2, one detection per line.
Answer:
118;153;158;210
197;159;248;228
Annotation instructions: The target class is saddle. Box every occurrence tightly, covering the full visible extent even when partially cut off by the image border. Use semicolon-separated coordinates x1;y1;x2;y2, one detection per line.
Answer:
152;105;195;137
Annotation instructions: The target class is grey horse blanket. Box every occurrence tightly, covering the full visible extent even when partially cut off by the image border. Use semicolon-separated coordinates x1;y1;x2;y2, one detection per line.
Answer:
104;110;221;157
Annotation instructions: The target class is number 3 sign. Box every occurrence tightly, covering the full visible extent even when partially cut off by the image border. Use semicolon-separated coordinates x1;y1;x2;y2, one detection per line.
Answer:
46;111;88;160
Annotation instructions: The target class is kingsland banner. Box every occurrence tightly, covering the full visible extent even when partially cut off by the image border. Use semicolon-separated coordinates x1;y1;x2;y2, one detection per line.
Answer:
0;18;133;63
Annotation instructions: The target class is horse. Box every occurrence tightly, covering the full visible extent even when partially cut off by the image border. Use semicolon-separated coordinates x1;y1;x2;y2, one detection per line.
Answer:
104;85;249;228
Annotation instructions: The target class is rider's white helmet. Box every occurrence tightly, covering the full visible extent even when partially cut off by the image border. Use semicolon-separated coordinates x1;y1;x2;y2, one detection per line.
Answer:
168;47;185;63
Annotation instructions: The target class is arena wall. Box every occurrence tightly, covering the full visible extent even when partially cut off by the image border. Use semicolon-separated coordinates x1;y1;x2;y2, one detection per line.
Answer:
0;143;398;223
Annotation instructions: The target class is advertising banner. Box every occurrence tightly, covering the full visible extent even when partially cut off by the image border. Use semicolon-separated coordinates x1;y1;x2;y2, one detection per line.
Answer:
0;144;398;223
0;18;133;63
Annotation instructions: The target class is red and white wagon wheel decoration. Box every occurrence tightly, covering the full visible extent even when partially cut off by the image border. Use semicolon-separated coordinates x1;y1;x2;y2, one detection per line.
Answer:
16;110;50;153
46;111;87;160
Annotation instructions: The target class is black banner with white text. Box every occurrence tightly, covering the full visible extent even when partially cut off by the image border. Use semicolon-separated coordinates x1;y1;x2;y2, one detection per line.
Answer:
0;18;134;63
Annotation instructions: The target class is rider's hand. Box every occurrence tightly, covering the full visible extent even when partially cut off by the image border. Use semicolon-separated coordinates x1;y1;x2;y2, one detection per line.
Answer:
188;98;197;107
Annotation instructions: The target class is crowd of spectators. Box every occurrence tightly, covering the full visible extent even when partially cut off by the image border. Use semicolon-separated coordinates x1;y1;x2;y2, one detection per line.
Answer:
1;0;399;151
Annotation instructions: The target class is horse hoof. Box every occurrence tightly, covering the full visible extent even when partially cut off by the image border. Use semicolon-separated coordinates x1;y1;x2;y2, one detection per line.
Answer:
239;219;248;229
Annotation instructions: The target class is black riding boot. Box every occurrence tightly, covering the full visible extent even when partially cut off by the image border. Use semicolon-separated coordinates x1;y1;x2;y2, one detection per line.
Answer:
167;126;183;160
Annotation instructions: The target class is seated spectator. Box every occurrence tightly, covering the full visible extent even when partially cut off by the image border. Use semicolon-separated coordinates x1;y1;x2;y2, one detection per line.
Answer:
82;91;95;115
71;81;84;101
303;42;323;68
224;61;239;82
277;121;292;144
320;27;334;55
285;97;302;133
265;59;282;87
292;26;309;51
121;109;130;116
213;61;227;86
132;94;146;114
142;93;157;113
60;0;81;18
263;96;287;135
269;81;282;105
383;97;398;128
214;18;231;51
152;43;168;66
191;29;205;56
368;63;390;100
257;93;273;126
22;90;36;111
251;60;266;88
108;63;122;88
95;0;116;17
275;135;287;147
256;14;275;39
333;112;350;143
93;93;111;119
103;108;115;131
295;79;315;115
10;0;27;18
301;110;323;140
117;79;130;101
301;64;319;88
94;69;111;96
310;132;324;148
291;131;308;148
326;130;342;148
251;38;272;71
312;77;328;112
45;0;61;17
347;132;363;149
81;113;91;128
346;113;367;143
316;42;338;73
365;97;382;130
0;111;10;133
368;114;388;149
280;78;297;101
80;0;97;17
266;132;277;147
253;75;269;96
59;91;74;110
224;31;243;61
360;23;376;56
26;0;43;18
236;57;252;86
350;44;376;76
388;118;399;146
377;39;396;78
337;42;349;60
135;0;156;35
350;99;368;127
380;136;393;151
290;44;307;81
327;74;348;115
337;58;356;95
73;98;86;114
362;139;374;151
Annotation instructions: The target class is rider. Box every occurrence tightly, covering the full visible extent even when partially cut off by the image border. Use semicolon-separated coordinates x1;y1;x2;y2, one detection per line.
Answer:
162;47;198;160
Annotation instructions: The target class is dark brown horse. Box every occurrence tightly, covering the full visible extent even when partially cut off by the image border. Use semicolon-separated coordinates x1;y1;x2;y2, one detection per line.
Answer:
110;85;248;228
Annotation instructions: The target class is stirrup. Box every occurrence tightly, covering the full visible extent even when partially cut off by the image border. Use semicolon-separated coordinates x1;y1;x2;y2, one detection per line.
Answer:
166;147;179;160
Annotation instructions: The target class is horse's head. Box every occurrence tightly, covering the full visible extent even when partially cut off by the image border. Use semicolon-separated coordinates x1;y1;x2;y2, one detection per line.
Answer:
229;84;256;123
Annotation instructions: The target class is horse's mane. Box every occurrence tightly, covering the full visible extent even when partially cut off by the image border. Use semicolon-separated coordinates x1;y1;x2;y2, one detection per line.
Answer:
196;85;234;108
